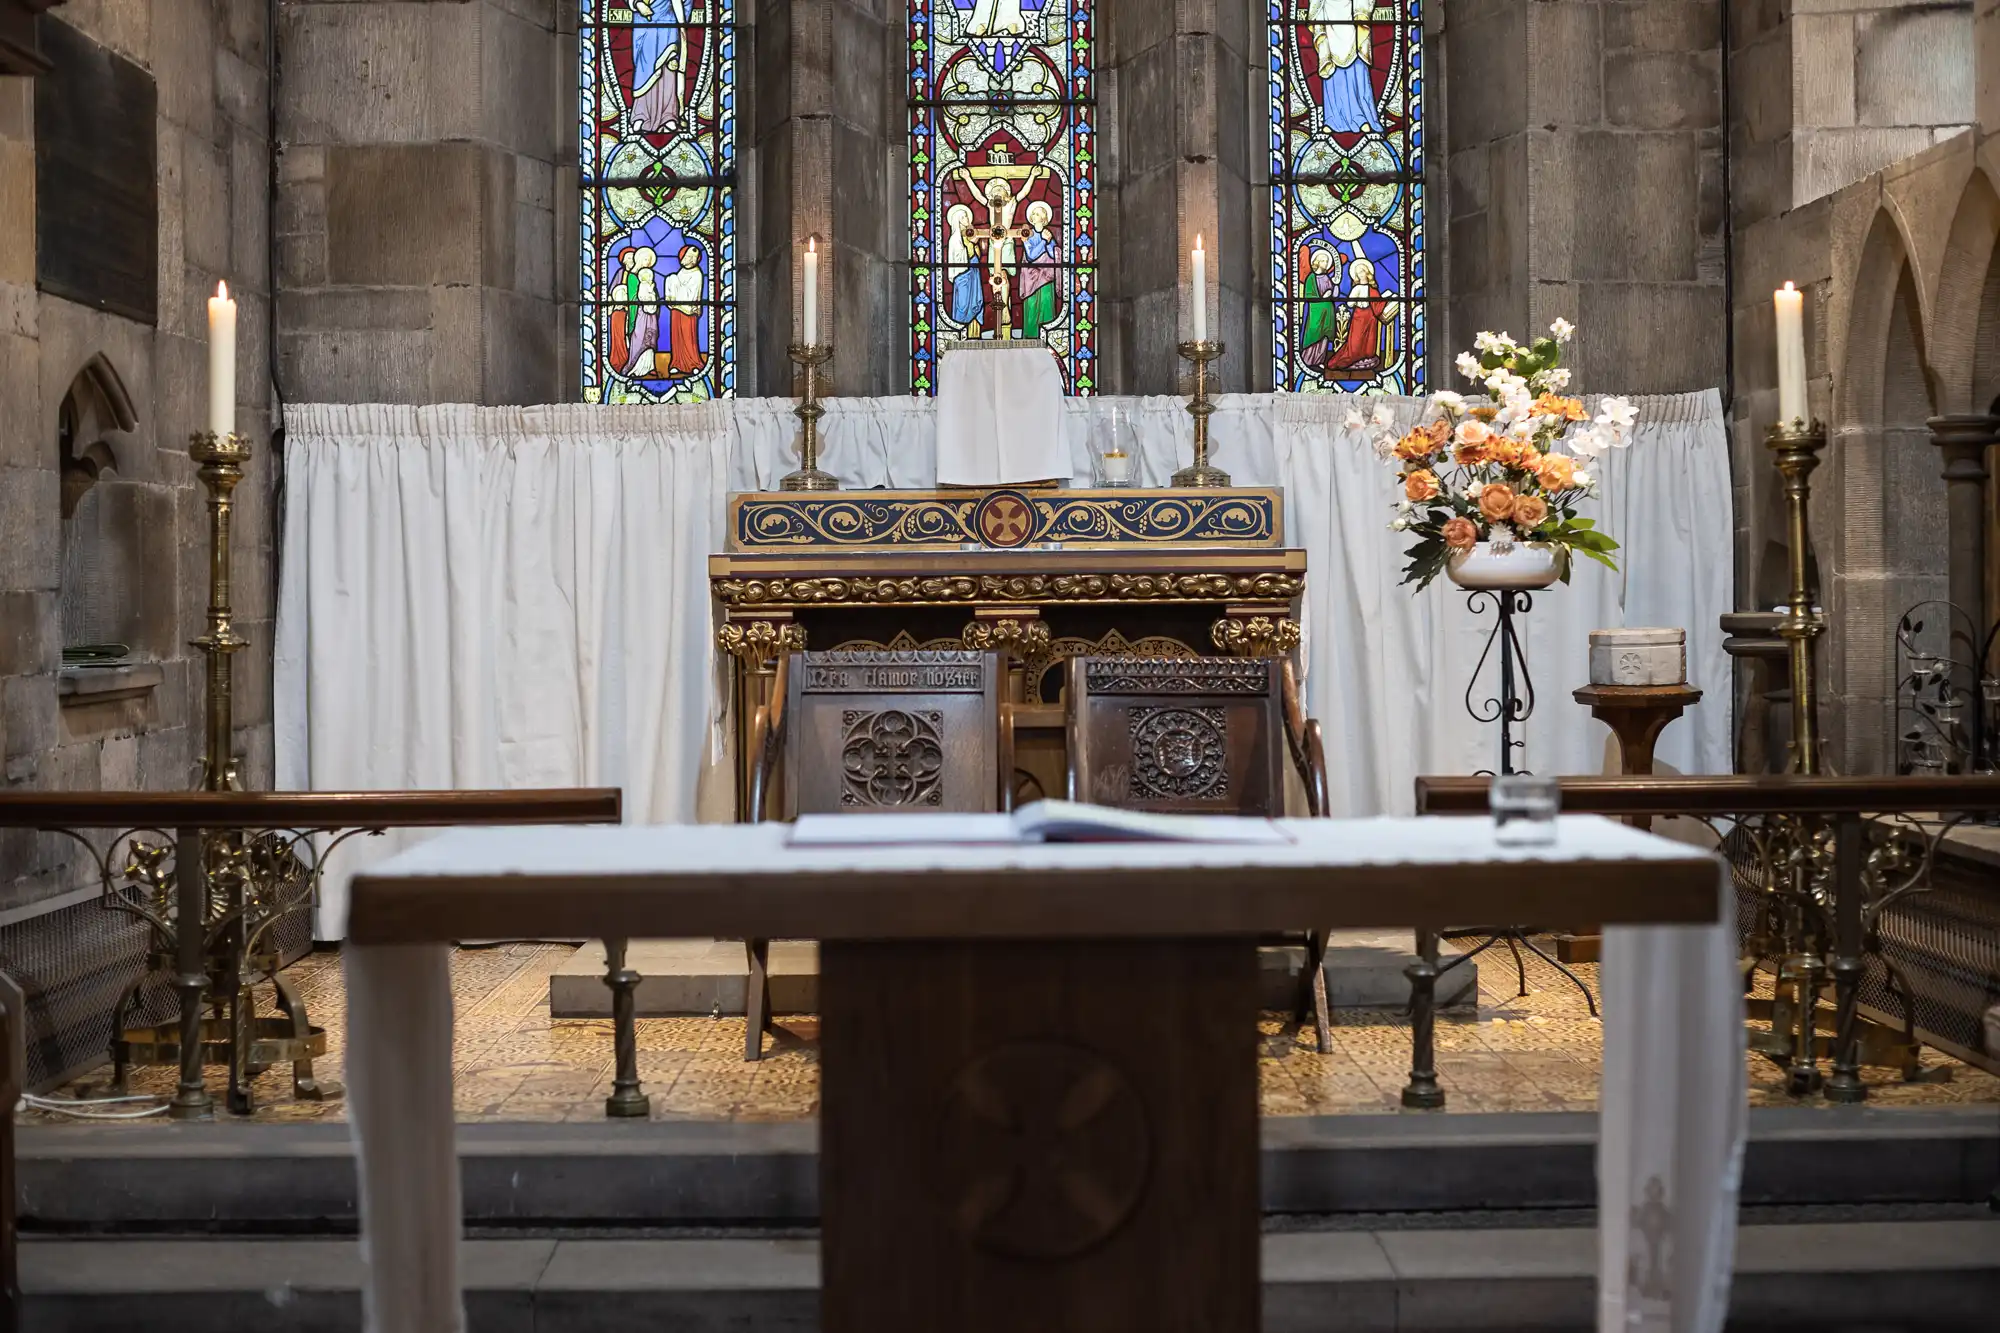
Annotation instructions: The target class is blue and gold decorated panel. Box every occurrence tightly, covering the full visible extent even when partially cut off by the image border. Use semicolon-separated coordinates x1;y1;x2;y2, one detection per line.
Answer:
728;488;1282;551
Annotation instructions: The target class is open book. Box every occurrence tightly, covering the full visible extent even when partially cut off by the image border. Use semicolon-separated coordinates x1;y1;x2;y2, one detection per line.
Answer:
786;799;1293;848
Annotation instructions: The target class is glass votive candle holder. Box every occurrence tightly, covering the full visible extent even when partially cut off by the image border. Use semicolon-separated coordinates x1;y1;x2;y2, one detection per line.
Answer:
1492;773;1560;846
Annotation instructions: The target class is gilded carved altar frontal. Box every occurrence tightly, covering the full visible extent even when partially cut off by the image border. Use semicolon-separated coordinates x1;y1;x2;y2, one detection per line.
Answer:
728;488;1282;551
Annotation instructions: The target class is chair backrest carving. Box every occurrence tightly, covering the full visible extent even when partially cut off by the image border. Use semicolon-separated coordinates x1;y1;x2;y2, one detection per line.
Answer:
781;650;1004;818
1065;657;1286;815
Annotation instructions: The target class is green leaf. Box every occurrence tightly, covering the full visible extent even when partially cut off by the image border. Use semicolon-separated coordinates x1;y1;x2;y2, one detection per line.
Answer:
1575;545;1621;571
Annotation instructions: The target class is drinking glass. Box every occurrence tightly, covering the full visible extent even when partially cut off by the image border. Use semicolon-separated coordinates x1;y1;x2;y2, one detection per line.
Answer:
1491;773;1560;846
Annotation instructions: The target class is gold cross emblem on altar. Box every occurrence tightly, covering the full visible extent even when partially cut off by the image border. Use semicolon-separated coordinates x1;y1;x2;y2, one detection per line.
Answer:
954;147;1050;342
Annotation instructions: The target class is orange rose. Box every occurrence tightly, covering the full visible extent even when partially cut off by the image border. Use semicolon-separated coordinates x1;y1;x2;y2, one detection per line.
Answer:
1512;493;1549;530
1537;452;1578;490
1477;482;1516;522
1393;430;1436;462
1403;469;1440;502
1531;393;1588;422
1442;516;1479;550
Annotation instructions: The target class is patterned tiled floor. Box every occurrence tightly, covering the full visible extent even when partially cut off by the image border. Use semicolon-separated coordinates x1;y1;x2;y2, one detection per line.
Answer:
32;939;2000;1125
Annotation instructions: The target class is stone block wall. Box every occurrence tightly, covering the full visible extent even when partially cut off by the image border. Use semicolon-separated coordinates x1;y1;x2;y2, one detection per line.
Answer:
276;0;566;404
1443;0;1726;395
1733;0;1974;228
1732;129;1997;772
0;0;275;911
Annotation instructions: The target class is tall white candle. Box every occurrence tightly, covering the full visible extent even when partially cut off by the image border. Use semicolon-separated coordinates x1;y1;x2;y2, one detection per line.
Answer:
1774;281;1806;425
1192;234;1207;343
803;238;819;346
207;281;237;437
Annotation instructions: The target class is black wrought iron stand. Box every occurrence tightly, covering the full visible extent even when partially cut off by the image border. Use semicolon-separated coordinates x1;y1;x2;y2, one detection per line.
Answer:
1403;587;1598;1109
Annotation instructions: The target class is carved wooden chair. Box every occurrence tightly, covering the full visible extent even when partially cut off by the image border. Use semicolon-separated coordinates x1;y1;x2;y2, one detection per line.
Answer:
1063;655;1336;1050
743;648;1011;1059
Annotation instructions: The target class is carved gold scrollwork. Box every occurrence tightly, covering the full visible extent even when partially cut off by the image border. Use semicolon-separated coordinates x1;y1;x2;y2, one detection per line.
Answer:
963;617;1055;702
711;572;1306;608
717;619;806;668
1210;615;1302;658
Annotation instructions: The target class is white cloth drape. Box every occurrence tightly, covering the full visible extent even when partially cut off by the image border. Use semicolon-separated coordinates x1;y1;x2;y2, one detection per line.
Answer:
275;404;732;937
1599;870;1746;1333
278;390;1734;937
936;345;1070;484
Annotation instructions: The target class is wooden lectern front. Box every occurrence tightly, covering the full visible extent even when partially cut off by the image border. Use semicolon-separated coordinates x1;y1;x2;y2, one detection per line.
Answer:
347;818;1719;1332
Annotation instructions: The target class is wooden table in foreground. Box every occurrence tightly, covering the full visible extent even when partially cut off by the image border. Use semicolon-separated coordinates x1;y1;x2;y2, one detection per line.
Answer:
350;817;1719;1333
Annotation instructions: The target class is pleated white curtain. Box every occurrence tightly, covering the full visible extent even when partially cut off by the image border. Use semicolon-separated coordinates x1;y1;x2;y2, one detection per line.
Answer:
278;390;1734;936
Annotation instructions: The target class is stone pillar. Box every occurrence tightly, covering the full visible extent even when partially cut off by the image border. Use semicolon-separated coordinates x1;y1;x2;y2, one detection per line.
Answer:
277;1;565;404
1104;1;1255;395
1929;415;1997;706
757;0;901;396
1446;0;1725;394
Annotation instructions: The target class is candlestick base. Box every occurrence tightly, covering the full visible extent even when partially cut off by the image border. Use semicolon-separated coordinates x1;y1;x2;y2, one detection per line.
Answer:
780;343;840;493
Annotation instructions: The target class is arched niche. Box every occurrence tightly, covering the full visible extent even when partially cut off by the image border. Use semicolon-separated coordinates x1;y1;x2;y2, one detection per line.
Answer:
1831;209;1940;771
55;354;170;671
1931;170;2000;415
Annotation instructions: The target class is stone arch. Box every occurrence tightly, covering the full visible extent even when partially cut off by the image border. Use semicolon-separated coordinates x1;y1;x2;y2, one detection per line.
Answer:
1929;170;2000;415
1828;208;1944;771
55;354;168;660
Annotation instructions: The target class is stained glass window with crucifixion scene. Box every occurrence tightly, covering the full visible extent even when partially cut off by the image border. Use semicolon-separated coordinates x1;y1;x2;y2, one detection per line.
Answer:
581;1;737;403
909;1;1098;395
1270;1;1424;394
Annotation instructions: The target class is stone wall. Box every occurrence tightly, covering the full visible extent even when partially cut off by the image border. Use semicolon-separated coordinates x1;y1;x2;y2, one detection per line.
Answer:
1443;0;1726;395
1730;0;2000;772
276;0;566;404
0;0;275;911
1733;0;1974;228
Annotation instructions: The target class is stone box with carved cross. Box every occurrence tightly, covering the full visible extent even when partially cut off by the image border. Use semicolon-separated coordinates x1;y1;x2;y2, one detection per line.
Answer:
712;487;1306;819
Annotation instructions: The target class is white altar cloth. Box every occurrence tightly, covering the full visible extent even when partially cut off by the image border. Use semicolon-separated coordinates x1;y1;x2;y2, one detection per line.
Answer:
277;391;1734;937
338;816;1739;1333
934;343;1069;484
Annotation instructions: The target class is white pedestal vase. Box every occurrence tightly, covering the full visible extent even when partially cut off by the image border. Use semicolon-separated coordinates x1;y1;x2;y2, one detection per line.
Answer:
1446;540;1564;591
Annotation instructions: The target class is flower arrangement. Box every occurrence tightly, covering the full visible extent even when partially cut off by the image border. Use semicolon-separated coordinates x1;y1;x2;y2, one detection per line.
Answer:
1350;320;1637;590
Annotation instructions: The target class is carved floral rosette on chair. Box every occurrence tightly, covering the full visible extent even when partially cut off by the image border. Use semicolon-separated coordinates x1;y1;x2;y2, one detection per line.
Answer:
1062;656;1338;1050
742;648;1012;1059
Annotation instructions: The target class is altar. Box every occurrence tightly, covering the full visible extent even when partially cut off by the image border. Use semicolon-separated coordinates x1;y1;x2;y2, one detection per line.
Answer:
713;486;1307;818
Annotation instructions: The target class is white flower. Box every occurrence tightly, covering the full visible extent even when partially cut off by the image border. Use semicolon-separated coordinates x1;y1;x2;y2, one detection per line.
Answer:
1455;351;1483;381
1541;367;1571;390
1473;330;1518;354
1596;395;1638;433
1549;318;1575;343
1390;516;1410;531
1344;409;1368;431
1571;425;1612;457
1430;390;1467;414
1397;498;1415;514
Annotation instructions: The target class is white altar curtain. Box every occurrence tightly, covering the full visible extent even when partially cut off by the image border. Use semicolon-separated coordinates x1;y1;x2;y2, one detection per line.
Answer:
277;390;1733;936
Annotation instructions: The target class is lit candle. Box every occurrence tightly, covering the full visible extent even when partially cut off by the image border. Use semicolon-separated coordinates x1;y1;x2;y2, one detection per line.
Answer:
207;281;237;438
1192;234;1207;344
803;238;819;346
1774;281;1806;425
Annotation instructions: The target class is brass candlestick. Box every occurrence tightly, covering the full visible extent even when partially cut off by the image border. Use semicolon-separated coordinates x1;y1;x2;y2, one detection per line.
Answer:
780;342;838;492
1767;418;1827;775
190;430;250;790
1173;339;1230;487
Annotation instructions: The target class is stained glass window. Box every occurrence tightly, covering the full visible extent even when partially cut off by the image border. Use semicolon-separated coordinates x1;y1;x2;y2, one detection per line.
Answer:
1269;2;1424;394
908;2;1097;395
581;2;737;403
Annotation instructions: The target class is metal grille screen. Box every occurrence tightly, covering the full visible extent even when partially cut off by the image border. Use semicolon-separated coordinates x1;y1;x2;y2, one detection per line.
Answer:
0;890;312;1092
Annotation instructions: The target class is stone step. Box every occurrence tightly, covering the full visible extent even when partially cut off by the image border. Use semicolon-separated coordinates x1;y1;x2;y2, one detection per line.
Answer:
22;1218;2000;1332
21;1108;1999;1231
549;933;1480;1018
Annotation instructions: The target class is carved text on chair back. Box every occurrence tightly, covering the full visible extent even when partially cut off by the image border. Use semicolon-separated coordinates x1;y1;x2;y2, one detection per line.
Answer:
1065;657;1285;815
785;650;1004;817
